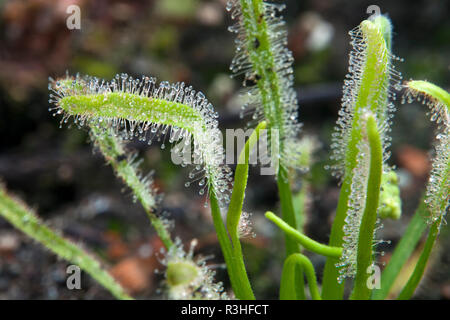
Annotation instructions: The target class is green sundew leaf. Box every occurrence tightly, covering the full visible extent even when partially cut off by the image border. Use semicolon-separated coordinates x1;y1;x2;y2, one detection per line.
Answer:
210;192;255;300
331;16;399;180
166;260;199;287
60;93;204;132
405;80;450;111
0;184;131;300
227;121;266;238
402;80;449;226
323;15;401;299
49;73;233;207
373;14;392;51
227;0;302;173
396;80;449;299
350;114;383;300
161;238;229;300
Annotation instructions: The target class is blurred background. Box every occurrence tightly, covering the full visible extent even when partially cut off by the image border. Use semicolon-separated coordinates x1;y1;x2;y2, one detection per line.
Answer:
0;0;449;299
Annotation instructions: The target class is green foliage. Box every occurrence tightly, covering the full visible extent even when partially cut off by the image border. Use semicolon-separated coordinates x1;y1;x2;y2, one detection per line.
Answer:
379;171;402;220
396;80;449;299
350;114;383;300
0;0;447;301
40;4;450;301
0;184;131;300
265;211;342;258
323;14;401;299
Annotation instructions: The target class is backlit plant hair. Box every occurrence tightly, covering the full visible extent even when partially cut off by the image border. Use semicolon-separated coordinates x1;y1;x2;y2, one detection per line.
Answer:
395;80;449;300
226;1;304;296
48;73;233;208
402;80;449;227
48;72;253;299
227;0;303;174
0;0;447;301
322;15;402;299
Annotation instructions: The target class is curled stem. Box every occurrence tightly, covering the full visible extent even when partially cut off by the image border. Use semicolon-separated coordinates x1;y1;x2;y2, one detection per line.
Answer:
265;211;343;259
280;253;322;300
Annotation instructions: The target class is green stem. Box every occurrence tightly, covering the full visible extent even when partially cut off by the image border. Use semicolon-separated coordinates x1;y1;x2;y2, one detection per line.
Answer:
280;254;322;300
265;211;343;258
372;201;428;300
226;121;267;301
397;218;440;300
210;193;255;300
351;115;383;300
277;169;300;257
90;125;174;249
227;121;267;234
292;136;316;233
292;183;307;233
277;167;305;299
321;182;350;299
0;185;132;300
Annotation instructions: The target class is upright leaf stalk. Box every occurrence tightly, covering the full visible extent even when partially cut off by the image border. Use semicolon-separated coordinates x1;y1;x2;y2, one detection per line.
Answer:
323;15;401;298
227;0;304;297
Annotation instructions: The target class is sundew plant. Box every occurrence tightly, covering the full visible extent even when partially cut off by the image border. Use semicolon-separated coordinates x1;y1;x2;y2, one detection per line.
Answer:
0;0;448;300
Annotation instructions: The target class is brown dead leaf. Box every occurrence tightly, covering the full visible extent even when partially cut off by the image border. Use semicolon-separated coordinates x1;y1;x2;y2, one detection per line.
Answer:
397;145;430;178
110;257;150;294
